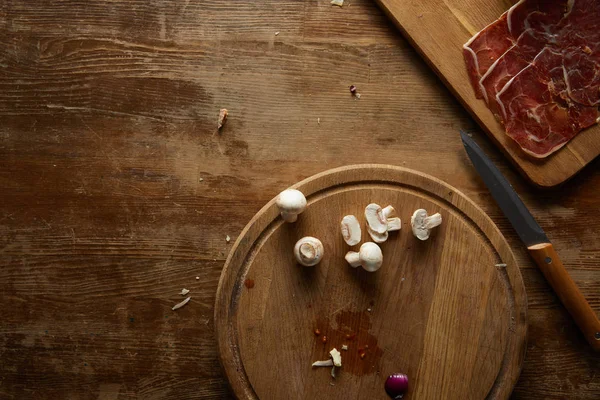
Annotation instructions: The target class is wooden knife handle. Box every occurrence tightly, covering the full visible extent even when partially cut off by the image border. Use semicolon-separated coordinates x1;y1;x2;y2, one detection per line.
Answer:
528;243;600;351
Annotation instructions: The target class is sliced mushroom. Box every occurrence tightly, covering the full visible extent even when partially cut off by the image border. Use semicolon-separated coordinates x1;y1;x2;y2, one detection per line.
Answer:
340;215;361;246
411;209;442;240
294;236;324;266
367;225;388;243
345;242;383;272
329;348;342;367
276;189;307;222
364;203;387;234
386;217;402;232
382;205;396;219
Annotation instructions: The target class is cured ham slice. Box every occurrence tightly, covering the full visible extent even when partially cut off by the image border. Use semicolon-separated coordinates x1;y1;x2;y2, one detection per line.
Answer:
480;30;546;117
463;13;513;98
463;0;600;158
497;48;598;157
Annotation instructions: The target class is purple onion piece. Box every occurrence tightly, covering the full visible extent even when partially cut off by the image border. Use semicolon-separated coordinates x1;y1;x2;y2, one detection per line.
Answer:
385;373;408;399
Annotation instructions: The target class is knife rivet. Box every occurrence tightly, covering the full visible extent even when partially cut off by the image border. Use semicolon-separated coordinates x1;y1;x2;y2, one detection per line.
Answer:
544;257;552;264
595;332;600;340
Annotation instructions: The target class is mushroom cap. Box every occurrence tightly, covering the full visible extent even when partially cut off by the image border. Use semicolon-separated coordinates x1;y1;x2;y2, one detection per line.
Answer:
358;242;383;272
294;236;324;267
276;189;307;214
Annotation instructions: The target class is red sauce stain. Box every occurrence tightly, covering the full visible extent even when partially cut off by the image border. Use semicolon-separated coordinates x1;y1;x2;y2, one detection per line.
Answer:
322;335;327;344
244;279;255;289
315;309;383;376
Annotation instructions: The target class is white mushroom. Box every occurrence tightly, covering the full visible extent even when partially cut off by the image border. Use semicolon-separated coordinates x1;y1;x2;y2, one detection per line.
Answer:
329;348;342;367
367;226;388;243
276;189;307;222
340;215;361;246
364;203;387;234
411;209;442;240
365;204;401;243
386;217;402;232
382;205;396;218
294;237;324;266
345;242;383;272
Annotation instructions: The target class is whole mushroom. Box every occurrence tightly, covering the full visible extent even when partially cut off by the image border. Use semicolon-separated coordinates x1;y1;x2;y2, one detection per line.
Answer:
345;242;383;272
294;236;324;266
411;209;442;240
276;189;307;222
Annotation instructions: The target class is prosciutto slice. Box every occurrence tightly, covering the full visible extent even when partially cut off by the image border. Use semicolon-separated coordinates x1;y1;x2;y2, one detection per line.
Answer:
463;0;600;158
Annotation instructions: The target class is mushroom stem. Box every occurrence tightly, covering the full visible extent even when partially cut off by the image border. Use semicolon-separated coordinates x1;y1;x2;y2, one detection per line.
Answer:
345;251;361;268
382;205;396;219
424;213;442;229
281;211;299;223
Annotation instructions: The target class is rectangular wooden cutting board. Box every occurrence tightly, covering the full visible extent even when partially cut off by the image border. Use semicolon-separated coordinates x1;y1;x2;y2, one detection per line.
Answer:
375;0;600;188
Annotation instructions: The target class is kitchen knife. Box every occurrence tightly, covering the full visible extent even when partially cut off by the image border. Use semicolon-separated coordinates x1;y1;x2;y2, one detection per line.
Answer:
460;130;600;351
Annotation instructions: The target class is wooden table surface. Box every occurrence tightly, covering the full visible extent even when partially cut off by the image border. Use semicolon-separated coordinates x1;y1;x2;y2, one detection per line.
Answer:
0;1;598;399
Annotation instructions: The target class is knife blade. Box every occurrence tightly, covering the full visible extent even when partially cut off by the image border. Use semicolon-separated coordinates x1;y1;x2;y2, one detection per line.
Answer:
460;129;600;351
460;130;548;247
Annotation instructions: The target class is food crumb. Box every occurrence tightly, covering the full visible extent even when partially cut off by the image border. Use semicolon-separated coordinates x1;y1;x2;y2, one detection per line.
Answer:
180;288;190;295
196;276;200;280
329;382;335;386
360;352;366;359
275;31;280;36
495;263;507;268
226;235;231;243
218;108;228;130
349;85;357;94
367;308;372;312
199;178;204;182
317;117;320;125
401;277;405;282
331;0;343;6
314;328;321;336
172;296;191;311
322;335;327;344
342;344;348;351
355;93;361;99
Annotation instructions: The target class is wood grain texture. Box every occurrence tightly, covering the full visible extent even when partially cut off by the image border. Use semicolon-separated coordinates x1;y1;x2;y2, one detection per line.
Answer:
215;165;527;399
0;0;598;399
374;0;600;188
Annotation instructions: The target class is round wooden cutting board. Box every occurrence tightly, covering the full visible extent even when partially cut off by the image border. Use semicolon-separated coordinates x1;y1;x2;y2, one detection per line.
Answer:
215;165;527;400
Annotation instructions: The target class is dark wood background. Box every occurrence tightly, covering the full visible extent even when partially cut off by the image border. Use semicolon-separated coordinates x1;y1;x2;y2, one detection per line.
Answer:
0;0;598;398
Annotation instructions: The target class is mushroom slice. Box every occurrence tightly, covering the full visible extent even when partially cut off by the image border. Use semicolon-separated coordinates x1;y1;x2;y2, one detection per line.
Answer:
340;215;361;246
411;209;442;240
367;225;388;243
329;348;342;367
365;203;387;234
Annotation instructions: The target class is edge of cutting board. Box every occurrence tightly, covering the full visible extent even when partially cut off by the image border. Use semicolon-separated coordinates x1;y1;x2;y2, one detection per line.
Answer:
215;164;528;399
375;0;600;188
